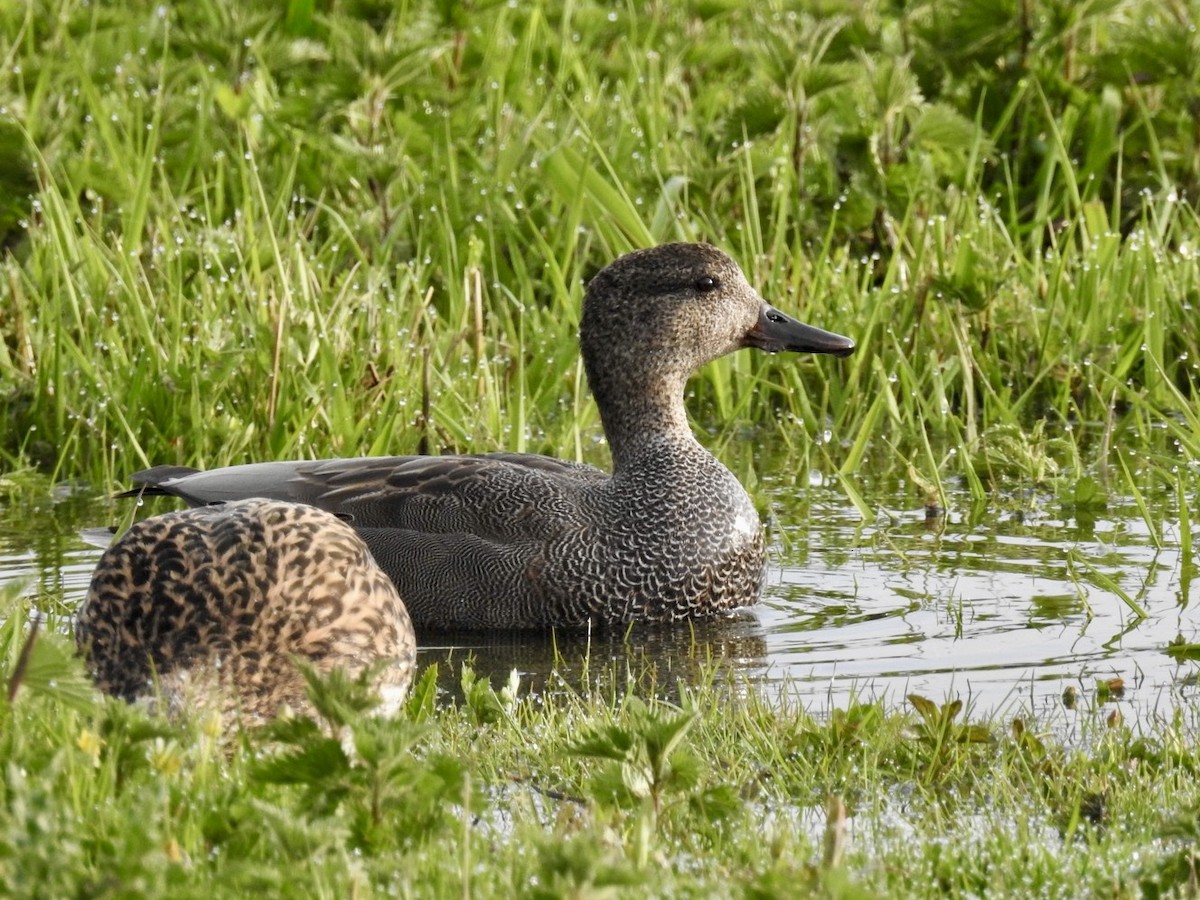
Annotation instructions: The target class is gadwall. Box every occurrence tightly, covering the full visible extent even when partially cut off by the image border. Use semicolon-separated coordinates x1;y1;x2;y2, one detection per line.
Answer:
78;498;416;722
123;243;855;630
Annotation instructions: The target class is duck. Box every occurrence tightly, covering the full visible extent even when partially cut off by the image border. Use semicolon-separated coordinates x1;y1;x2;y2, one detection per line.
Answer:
121;243;855;631
77;498;416;722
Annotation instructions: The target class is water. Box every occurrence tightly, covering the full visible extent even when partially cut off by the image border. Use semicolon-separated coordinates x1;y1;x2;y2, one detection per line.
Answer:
2;471;1196;733
761;481;1197;726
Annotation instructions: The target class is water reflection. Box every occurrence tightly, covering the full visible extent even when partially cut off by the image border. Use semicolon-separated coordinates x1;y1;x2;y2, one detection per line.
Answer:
420;614;768;702
2;473;1196;734
759;480;1198;731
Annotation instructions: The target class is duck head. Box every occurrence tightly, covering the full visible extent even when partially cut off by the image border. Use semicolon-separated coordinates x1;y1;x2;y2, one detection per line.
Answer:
580;242;855;390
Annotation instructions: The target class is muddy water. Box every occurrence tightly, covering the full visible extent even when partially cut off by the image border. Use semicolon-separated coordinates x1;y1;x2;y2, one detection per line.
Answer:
2;467;1196;733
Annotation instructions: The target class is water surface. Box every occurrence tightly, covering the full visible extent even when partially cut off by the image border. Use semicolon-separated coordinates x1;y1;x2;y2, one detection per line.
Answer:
2;467;1196;735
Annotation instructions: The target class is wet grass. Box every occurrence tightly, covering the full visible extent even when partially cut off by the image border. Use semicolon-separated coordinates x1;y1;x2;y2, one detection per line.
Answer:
3;0;1200;894
3;590;1199;897
1;0;1197;498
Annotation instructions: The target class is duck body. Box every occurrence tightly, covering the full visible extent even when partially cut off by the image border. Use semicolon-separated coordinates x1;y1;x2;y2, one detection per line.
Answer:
130;442;763;630
125;244;855;631
78;498;416;721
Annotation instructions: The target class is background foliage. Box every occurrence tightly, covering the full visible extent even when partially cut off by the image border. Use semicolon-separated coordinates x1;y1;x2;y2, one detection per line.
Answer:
1;0;1196;501
5;0;1192;707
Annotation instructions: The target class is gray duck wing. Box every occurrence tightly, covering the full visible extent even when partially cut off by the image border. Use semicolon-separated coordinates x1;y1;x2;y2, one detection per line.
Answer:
128;453;607;542
126;462;329;505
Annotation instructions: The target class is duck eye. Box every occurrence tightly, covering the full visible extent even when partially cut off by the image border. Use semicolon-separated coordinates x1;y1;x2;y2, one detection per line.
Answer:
694;276;719;293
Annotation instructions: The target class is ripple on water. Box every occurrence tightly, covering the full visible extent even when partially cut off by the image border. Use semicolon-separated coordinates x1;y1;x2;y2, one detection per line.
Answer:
761;489;1198;732
1;479;1196;736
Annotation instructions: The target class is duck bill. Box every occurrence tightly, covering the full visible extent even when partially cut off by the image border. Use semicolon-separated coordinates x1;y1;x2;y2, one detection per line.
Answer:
744;301;856;357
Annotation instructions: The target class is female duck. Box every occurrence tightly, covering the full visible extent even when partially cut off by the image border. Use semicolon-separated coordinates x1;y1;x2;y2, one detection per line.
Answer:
122;244;854;631
78;498;416;721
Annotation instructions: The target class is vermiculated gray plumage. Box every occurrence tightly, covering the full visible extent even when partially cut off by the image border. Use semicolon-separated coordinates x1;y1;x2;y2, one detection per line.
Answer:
77;499;416;722
121;244;855;630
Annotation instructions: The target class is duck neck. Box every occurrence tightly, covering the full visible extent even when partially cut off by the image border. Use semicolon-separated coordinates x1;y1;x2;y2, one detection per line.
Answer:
590;370;699;473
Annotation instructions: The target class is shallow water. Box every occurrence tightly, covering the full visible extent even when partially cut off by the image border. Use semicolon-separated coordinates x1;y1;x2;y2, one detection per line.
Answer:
2;468;1196;733
760;477;1198;727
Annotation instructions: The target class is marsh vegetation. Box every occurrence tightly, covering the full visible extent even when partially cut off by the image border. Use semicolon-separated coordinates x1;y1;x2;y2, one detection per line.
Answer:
2;0;1199;894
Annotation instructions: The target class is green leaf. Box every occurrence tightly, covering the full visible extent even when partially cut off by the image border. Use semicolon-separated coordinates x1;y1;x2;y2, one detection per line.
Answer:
906;693;938;724
621;759;652;800
8;625;96;712
460;665;505;725
1068;475;1108;510
284;0;316;36
689;782;740;823
251;737;351;785
405;663;439;723
909;104;987;153
539;143;653;249
960;724;993;744
214;84;253;121
571;724;636;762
1166;636;1200;662
300;659;386;727
255;714;322;746
642;708;698;779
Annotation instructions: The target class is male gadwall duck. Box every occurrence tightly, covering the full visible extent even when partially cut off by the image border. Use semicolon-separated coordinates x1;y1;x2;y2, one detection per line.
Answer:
123;243;855;630
78;498;416;722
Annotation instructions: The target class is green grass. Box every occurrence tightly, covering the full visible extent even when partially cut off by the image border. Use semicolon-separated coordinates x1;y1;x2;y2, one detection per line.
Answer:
1;0;1197;499
3;0;1200;895
3;590;1200;898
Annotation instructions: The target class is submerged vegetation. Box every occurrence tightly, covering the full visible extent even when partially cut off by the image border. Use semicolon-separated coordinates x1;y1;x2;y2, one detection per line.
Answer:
2;0;1199;895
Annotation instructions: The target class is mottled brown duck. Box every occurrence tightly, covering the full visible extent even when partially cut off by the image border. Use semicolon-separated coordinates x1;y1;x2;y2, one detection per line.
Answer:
121;243;855;630
77;498;416;722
